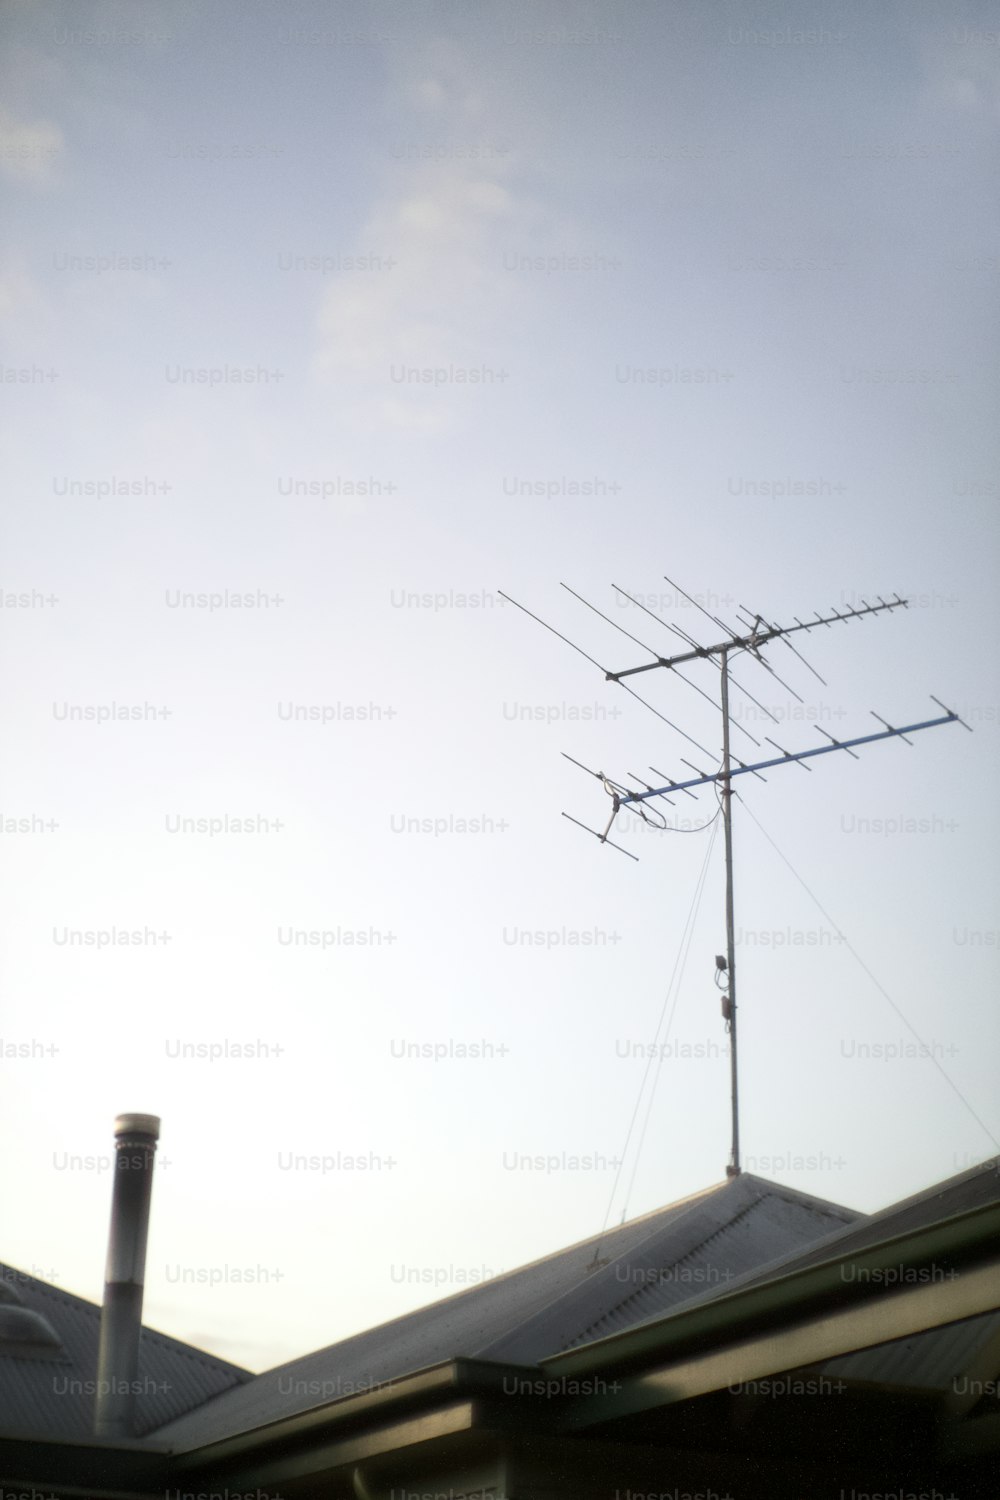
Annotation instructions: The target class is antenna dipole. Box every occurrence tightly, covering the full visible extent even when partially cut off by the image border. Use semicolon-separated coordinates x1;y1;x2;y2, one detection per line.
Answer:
502;579;971;1182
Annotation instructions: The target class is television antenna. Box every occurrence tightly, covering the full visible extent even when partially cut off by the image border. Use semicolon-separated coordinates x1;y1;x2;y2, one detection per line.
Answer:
500;576;971;1179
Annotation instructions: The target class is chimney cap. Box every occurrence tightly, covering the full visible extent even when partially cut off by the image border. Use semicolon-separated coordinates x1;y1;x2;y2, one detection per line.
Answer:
113;1113;160;1140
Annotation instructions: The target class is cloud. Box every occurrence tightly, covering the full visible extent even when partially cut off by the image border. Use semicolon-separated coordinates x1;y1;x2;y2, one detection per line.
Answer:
313;156;524;433
0;107;64;185
310;37;544;434
913;14;1000;121
0;259;58;358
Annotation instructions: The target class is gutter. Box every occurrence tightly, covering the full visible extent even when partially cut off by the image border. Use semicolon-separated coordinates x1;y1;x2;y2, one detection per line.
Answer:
169;1357;549;1473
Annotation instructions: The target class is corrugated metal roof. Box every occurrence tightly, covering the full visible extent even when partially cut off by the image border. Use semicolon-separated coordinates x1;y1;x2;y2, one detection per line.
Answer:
604;1156;1000;1398
10;1159;997;1453
150;1173;861;1450
483;1172;858;1360
659;1156;1000;1316
822;1310;1000;1392
804;1159;1000;1394
0;1262;251;1441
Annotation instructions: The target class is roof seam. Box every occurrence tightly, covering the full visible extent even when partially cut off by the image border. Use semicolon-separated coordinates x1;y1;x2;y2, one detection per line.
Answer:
562;1195;770;1349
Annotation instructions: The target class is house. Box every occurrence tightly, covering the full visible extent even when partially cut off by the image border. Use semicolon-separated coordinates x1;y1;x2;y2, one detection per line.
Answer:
1;1156;998;1498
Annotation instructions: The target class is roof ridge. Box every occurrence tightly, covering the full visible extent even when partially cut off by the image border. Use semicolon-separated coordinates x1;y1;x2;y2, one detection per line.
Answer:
138;1322;254;1377
565;1192;769;1348
472;1179;755;1367
859;1156;1000;1219
736;1173;860;1221
311;1182;732;1359
525;1177;727;1268
172;1181;733;1387
0;1262;251;1379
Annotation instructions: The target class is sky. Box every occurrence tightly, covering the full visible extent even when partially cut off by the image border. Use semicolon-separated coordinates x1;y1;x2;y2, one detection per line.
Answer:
1;0;998;1374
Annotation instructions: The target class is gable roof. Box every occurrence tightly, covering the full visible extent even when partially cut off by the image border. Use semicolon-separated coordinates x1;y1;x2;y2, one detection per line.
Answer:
0;1261;251;1441
691;1156;1000;1399
538;1155;1000;1404
8;1160;995;1457
150;1171;860;1449
706;1155;1000;1294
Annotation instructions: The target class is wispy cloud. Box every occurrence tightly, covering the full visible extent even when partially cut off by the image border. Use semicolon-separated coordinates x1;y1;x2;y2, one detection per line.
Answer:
0;259;53;335
0;106;64;185
913;9;1000;121
311;38;543;432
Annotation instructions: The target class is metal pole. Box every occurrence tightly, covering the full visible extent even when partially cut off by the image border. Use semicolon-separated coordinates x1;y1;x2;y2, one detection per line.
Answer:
95;1113;160;1439
721;650;740;1177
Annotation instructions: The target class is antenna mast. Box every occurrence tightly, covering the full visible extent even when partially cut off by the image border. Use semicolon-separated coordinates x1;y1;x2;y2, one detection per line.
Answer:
720;645;739;1175
501;578;970;1181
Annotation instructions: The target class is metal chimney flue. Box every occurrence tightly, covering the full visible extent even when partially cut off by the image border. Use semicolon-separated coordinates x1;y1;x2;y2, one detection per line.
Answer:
94;1113;160;1439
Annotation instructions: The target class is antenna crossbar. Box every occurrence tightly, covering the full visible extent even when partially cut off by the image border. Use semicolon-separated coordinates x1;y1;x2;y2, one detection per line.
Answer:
604;596;908;682
616;709;962;807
